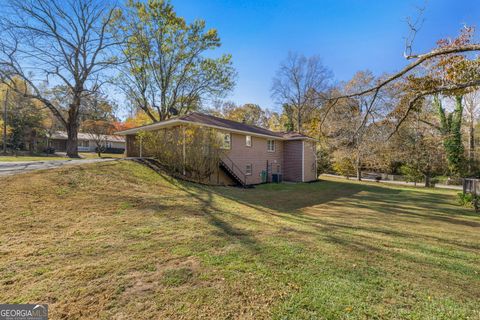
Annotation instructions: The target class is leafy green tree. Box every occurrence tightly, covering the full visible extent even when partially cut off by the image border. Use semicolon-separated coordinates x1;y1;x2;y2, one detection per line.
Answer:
436;95;465;176
332;156;355;179
0;80;48;152
400;164;423;186
113;0;236;122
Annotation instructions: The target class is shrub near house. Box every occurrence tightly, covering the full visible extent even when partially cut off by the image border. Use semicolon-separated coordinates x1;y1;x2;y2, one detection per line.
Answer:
140;126;223;183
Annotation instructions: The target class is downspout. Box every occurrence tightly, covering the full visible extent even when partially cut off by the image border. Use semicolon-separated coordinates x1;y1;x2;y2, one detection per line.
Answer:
139;135;143;157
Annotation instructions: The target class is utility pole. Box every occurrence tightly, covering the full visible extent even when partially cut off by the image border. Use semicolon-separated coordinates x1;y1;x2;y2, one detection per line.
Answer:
2;88;7;155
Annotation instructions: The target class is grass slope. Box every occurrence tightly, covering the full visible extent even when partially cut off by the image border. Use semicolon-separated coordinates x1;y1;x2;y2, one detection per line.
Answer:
0;161;479;319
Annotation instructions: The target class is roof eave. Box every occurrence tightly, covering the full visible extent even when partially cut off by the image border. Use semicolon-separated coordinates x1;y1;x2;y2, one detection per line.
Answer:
116;119;285;140
285;137;318;142
115;118;182;135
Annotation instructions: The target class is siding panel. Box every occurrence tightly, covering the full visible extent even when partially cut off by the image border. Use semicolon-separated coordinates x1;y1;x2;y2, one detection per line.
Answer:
303;141;317;182
283;141;303;182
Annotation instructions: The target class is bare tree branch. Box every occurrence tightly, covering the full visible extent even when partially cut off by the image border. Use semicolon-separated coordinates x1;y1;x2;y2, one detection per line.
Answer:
390;79;480;138
0;0;120;157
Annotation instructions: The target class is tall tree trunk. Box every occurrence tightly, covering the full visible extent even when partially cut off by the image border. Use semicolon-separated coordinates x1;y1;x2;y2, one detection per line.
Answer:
356;153;362;181
355;142;362;181
66;101;80;158
297;109;302;133
424;175;431;188
66;121;79;158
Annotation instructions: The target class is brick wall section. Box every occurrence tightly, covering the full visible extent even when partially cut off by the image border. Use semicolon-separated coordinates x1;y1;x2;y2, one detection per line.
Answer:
303;141;317;182
224;133;284;185
283;140;303;182
126;135;141;157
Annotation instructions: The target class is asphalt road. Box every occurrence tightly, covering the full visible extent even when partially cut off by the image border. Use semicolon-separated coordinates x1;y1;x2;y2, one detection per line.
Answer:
321;174;462;190
0;158;120;176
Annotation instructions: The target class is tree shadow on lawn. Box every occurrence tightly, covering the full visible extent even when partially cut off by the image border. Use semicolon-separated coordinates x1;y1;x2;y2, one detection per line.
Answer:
133;167;479;246
216;179;371;213
214;179;479;225
316;219;480;251
130;164;479;251
160;174;263;253
345;191;480;228
205;178;480;252
120;165;480;301
139;164;480;245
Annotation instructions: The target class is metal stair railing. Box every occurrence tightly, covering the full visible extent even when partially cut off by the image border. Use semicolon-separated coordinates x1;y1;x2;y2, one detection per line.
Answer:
220;155;247;187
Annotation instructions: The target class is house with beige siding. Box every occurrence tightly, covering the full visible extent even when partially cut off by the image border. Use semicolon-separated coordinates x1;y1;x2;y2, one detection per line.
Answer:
116;112;317;186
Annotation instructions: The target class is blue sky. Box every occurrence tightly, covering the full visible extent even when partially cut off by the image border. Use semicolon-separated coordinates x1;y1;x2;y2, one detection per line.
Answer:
170;0;480;111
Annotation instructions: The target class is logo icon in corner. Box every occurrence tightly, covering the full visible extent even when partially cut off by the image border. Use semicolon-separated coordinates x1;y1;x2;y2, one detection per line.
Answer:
0;304;48;320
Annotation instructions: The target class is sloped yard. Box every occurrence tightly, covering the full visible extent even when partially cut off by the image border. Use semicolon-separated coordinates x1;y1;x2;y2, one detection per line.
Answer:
0;161;479;319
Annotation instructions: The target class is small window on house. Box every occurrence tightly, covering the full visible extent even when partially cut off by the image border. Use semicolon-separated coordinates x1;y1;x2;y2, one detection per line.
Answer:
83;140;89;147
246;135;252;147
267;139;275;152
245;163;252;175
221;133;231;149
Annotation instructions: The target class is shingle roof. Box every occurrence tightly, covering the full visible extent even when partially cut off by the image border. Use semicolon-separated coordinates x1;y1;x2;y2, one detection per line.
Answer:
116;112;316;141
51;131;125;142
178;112;284;138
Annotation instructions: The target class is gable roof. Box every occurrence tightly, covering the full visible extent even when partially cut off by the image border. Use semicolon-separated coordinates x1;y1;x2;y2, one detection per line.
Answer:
116;112;316;141
180;113;285;138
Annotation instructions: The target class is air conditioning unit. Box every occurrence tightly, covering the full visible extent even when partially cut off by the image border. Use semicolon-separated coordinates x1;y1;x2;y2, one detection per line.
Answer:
272;173;283;183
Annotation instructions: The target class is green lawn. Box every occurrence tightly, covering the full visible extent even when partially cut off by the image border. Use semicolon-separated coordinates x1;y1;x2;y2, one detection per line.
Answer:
0;152;124;162
0;161;479;319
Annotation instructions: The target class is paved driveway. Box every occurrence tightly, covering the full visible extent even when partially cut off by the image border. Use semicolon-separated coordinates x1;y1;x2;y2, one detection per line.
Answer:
0;158;120;176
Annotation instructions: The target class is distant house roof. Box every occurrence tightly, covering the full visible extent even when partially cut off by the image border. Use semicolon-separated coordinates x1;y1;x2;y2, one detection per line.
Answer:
51;131;125;143
116;112;316;141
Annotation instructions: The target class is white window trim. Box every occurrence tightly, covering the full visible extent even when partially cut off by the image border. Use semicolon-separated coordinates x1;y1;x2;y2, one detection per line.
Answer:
221;133;231;150
267;139;275;152
245;163;252;175
246;135;252;147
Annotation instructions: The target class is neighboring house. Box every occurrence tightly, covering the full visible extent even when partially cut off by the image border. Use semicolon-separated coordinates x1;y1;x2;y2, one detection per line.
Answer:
49;131;126;153
117;112;318;186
